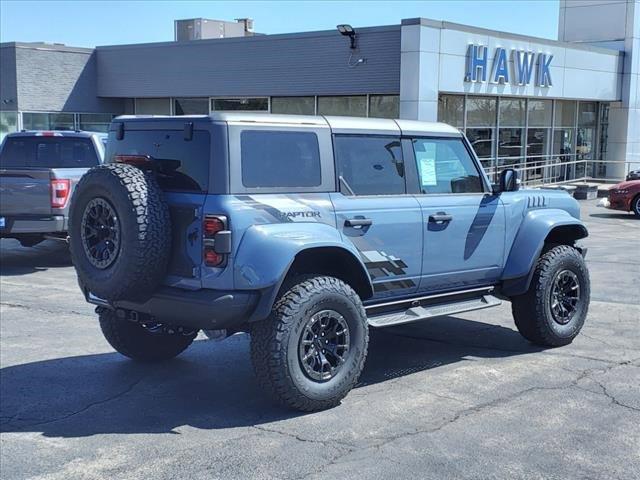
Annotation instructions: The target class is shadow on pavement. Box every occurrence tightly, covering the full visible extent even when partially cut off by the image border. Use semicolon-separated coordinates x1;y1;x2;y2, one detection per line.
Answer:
0;316;541;438
0;239;71;276
589;212;636;220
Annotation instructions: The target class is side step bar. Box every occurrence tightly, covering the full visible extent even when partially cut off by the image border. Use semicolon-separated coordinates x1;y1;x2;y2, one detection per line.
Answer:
367;293;502;328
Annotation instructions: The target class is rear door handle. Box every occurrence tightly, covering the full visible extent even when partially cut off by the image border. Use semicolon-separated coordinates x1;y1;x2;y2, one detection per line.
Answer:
345;218;373;228
428;213;453;223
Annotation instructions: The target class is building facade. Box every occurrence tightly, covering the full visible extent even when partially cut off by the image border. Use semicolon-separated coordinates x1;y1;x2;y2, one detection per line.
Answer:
1;1;638;184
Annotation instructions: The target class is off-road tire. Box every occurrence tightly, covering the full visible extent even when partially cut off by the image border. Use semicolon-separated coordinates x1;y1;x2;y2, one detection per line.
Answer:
511;245;590;347
632;194;640;218
69;163;171;302
250;276;369;411
99;309;196;362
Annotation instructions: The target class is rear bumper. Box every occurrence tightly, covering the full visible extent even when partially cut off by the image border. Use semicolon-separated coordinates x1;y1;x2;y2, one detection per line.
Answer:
85;286;261;330
0;214;66;235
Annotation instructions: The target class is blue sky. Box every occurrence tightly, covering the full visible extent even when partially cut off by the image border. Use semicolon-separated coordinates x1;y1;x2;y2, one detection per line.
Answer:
1;0;560;47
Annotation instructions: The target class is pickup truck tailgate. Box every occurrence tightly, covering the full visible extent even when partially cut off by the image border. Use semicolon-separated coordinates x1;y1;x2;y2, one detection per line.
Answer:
0;169;52;215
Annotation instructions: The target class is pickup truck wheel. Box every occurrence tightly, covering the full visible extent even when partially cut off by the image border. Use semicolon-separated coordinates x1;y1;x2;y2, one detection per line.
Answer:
511;245;590;347
68;163;171;302
250;276;369;411
98;309;196;362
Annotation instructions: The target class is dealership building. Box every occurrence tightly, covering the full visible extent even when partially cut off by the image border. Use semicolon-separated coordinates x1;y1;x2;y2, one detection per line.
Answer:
1;0;638;183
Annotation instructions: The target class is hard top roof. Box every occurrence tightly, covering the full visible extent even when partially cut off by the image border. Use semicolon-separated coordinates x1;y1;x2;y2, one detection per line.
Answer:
114;113;461;136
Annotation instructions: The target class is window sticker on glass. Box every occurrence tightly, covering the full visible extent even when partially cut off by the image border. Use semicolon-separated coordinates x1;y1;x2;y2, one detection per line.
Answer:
415;143;437;186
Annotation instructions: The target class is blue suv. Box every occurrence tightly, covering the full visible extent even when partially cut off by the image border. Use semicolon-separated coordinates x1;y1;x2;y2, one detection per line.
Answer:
69;113;590;411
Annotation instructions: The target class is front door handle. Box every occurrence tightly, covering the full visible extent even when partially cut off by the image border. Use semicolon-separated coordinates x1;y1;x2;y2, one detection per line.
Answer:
345;218;373;228
428;213;453;223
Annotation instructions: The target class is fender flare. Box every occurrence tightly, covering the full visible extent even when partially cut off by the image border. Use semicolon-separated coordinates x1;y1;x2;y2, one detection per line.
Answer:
501;209;588;296
233;223;372;321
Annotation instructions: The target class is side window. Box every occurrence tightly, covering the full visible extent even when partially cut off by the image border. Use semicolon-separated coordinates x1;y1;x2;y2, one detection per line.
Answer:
334;135;404;196
412;138;483;194
241;130;321;188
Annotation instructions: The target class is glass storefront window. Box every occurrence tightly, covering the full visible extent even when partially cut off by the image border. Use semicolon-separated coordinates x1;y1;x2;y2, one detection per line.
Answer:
526;128;550;183
498;128;524;161
0;111;19;143
499;99;525;127
552;128;576;182
578;102;597;127
577;127;595;160
554;100;577;127
174;98;209;115
135;98;171;115
211;98;269;112
22;113;48;130
466;128;494;159
369;95;400;119
271;97;315;115
597;104;610;178
449;95;606;184
22;112;74;131
527;128;550;158
438;95;464;128
528;100;552;127
317;96;367;117
79;113;113;133
466;96;496;126
553;128;575;156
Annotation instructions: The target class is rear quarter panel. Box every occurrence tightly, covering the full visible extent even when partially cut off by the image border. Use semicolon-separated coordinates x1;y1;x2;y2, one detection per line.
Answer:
200;193;342;291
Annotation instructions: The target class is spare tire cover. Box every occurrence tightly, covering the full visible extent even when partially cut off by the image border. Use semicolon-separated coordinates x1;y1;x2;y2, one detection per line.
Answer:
69;163;171;302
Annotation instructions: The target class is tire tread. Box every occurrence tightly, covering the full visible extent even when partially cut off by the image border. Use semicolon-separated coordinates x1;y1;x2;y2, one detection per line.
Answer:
512;245;589;347
250;276;368;411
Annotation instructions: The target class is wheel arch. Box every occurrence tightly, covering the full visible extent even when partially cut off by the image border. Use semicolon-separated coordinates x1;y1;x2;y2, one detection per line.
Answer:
247;245;373;323
283;246;373;299
233;223;373;322
501;210;588;297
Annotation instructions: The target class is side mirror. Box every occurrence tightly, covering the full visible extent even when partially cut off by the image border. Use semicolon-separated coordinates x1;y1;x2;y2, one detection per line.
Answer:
494;168;519;194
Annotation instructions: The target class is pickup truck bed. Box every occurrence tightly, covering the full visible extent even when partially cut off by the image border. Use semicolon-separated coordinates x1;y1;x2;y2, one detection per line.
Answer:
0;131;105;246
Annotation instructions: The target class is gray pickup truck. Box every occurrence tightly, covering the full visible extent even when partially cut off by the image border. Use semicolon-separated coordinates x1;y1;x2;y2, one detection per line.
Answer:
0;131;106;247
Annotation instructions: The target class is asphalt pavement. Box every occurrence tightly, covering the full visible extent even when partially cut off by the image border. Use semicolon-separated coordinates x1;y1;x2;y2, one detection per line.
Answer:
1;199;638;480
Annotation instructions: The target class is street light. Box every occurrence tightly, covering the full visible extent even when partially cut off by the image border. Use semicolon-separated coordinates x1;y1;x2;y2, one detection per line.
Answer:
337;24;357;49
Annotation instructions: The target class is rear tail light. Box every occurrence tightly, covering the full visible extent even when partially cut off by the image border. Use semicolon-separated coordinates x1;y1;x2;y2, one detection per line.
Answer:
204;249;224;267
203;215;229;267
51;179;71;209
204;217;225;237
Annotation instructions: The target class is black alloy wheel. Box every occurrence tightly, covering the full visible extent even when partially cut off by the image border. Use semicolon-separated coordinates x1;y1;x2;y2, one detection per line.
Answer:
550;269;580;325
81;197;121;269
298;309;351;382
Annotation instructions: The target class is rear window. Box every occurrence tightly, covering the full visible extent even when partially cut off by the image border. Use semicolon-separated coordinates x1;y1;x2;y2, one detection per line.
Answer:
107;130;210;192
0;137;99;169
241;130;321;188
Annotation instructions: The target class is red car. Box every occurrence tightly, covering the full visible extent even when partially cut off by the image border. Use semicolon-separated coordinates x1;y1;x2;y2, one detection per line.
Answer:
607;180;640;217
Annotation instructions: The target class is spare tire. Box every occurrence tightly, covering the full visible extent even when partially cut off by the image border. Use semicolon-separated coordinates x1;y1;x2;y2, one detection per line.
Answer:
69;163;171;302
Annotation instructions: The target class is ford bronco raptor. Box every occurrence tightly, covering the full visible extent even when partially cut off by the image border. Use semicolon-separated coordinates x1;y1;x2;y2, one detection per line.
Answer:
69;113;590;411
